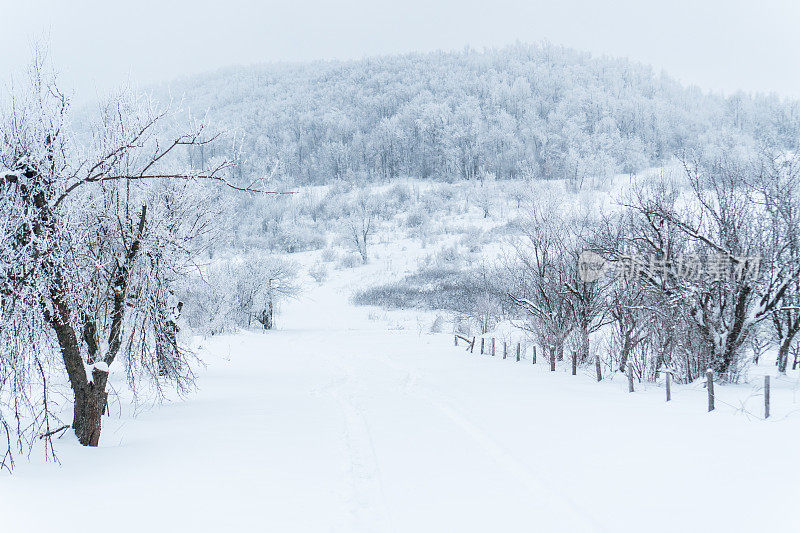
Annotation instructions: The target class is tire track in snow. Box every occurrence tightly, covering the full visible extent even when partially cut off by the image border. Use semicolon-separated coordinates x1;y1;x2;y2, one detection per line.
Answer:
312;362;395;533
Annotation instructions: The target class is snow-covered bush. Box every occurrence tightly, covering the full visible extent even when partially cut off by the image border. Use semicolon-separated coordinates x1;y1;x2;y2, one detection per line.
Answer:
336;253;361;270
352;267;489;315
405;209;428;229
181;256;299;334
434;245;462;266
458;230;484;253
264;223;326;253
429;315;446;333
382;183;415;213
320;247;338;263
308;263;329;284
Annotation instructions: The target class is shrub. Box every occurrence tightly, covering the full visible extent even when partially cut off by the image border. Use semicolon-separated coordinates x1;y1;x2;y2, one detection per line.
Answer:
430;315;446;333
352;267;483;311
266;223;326;253
308;263;329;284
320;247;338;262
336;253;361;270
405;209;428;228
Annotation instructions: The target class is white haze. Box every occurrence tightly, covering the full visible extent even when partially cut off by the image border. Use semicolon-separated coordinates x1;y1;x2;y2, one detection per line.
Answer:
0;0;798;101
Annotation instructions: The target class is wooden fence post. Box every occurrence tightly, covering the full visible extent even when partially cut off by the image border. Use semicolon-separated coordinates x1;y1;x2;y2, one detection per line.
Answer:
571;351;577;375
480;338;485;355
627;363;634;393
532;346;537;365
706;370;715;412
516;343;521;362
595;355;602;382
491;338;495;357
550;347;556;371
665;372;671;402
503;342;507;360
764;375;770;419
470;337;475;353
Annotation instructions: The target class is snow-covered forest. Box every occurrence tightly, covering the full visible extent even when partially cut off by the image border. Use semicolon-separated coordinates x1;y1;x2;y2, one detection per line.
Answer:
160;44;800;185
2;5;800;532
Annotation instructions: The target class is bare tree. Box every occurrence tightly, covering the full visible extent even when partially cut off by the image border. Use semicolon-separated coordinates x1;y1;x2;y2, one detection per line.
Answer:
0;53;275;465
595;214;657;373
756;151;800;373
564;214;613;363
749;324;771;365
346;191;377;264
507;201;575;360
180;256;299;334
245;257;300;330
623;155;799;379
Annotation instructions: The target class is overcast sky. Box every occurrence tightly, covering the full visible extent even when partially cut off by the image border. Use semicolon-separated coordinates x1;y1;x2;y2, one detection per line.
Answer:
1;0;798;101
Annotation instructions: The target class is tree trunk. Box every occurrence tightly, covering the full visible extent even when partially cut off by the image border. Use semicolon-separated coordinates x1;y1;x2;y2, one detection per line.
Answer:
777;338;791;374
74;367;109;447
618;333;633;373
48;275;110;447
579;325;590;363
255;304;273;330
73;385;87;433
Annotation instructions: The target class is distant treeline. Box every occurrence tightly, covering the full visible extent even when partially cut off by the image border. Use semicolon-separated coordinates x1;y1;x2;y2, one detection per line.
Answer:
160;43;800;185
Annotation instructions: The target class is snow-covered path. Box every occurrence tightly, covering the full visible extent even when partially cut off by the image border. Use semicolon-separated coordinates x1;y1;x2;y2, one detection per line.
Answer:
3;272;800;532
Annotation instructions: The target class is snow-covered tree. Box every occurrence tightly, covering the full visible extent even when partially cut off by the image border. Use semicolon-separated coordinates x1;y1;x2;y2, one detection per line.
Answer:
622;154;800;379
346;191;378;264
507;200;576;361
0;53;266;466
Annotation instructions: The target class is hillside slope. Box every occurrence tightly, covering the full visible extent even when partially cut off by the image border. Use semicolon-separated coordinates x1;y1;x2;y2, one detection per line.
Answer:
158;43;800;185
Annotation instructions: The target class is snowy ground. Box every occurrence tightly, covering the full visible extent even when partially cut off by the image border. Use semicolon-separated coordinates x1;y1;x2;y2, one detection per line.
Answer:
3;245;800;532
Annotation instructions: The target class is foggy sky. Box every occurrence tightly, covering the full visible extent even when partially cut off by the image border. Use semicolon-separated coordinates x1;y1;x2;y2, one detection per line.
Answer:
1;0;798;101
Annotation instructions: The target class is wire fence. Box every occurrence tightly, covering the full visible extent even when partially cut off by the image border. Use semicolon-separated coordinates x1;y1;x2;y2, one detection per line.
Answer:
454;334;800;421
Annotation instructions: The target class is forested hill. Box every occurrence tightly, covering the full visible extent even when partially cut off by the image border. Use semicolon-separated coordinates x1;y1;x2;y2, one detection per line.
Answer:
158;43;800;185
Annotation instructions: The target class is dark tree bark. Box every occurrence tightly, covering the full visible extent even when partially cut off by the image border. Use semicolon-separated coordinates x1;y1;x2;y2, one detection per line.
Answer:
48;288;88;432
255;302;273;330
47;277;109;445
76;367;109;446
772;308;800;374
618;331;634;373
